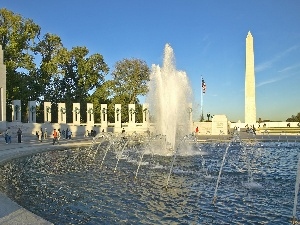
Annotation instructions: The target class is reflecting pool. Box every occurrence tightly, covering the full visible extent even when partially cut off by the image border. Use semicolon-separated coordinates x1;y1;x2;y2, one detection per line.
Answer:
0;138;300;225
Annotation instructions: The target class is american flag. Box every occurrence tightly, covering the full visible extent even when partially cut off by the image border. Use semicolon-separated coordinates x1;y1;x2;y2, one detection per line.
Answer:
202;78;206;94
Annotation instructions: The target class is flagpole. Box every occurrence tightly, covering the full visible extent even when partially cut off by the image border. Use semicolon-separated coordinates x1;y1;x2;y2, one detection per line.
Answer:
201;75;203;121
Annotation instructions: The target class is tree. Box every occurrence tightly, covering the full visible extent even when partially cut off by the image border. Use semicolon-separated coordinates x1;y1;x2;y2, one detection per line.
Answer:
89;80;113;123
49;46;109;123
286;112;300;122
0;8;40;121
111;58;150;104
110;58;150;122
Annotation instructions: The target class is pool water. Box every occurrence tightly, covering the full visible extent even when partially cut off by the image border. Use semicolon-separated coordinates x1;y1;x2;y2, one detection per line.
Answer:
0;141;299;224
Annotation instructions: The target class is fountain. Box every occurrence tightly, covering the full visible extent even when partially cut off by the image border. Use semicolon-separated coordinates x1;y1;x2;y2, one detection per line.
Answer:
147;43;192;154
1;136;300;224
1;44;300;224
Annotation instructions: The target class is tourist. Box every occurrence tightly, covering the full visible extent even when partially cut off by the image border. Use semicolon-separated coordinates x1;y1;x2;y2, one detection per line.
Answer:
38;128;43;142
52;129;58;145
57;128;61;144
252;125;256;135
122;128;125;134
67;129;72;139
62;129;66;139
6;127;12;144
44;128;48;139
3;129;8;144
17;128;22;143
66;128;69;139
195;126;199;134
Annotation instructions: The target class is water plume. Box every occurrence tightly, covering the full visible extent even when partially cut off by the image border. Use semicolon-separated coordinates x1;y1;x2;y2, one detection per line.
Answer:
147;44;192;154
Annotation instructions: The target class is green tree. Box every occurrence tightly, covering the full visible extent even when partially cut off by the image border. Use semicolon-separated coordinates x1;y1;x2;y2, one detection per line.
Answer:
286;112;300;122
48;46;109;123
31;33;64;122
0;8;40;121
88;80;113;123
110;58;150;122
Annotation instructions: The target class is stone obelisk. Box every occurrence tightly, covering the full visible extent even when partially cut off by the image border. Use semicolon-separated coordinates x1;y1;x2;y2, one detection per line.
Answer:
245;31;256;125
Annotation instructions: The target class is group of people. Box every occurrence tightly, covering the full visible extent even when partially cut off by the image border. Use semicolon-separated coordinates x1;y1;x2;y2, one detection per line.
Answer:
2;127;23;144
245;124;256;135
85;129;97;137
35;127;73;145
2;126;75;145
36;128;47;142
233;126;241;134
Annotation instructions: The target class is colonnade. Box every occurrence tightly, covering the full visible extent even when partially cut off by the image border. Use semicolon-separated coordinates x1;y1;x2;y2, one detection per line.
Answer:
11;100;151;127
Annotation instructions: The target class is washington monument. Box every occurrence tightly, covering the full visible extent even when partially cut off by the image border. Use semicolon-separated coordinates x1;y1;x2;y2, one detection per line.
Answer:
245;31;256;124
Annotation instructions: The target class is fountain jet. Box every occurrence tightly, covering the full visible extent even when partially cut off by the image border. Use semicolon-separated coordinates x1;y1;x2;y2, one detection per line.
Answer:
147;44;192;154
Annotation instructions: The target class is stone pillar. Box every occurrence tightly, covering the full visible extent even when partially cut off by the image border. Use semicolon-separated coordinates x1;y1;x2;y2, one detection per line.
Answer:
245;31;256;125
58;103;66;124
72;103;80;124
0;45;6;122
86;103;94;125
142;103;149;127
128;104;136;128
28;101;36;123
101;104;108;132
114;104;121;130
212;115;228;135
44;102;52;123
12;100;21;122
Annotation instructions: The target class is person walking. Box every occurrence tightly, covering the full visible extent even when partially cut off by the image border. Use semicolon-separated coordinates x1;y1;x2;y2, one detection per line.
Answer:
67;129;72;139
62;129;66;139
38;128;43;142
44;128;48;139
6;127;12;144
57;128;61;144
4;128;8;144
66;128;69;139
17;128;22;143
53;129;58;145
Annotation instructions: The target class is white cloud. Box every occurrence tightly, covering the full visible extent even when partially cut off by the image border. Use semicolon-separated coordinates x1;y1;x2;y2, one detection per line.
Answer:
255;44;299;72
278;63;300;73
256;72;295;88
256;77;282;87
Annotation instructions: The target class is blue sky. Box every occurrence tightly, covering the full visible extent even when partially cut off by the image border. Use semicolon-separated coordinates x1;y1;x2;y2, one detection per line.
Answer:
1;0;300;122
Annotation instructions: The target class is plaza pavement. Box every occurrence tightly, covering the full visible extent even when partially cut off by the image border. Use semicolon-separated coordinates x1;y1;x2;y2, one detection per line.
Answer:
0;132;299;224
